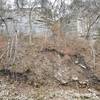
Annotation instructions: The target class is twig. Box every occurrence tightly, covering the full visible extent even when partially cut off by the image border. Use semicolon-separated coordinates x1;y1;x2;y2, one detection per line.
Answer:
0;49;7;60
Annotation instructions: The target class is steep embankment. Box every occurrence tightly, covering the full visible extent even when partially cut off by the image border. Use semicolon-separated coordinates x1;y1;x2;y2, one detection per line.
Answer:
0;36;100;99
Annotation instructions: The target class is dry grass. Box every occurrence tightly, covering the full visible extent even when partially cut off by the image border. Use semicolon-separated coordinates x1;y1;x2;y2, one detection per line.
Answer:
0;35;7;49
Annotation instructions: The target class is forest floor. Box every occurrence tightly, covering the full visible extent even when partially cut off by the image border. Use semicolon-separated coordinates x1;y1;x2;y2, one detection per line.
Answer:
0;76;100;100
0;35;100;100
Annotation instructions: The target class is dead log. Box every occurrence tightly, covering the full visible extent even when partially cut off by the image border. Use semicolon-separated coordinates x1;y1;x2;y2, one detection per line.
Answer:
40;48;65;57
73;54;100;90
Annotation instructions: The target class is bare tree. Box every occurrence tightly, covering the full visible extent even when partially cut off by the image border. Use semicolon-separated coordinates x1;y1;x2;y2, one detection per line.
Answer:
14;0;27;9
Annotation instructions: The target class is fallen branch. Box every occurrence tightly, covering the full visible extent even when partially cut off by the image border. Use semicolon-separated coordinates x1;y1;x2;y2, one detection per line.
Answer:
73;54;100;90
0;50;7;60
40;48;65;57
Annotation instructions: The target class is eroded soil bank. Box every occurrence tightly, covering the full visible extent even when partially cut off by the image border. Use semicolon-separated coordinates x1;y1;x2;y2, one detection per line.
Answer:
0;35;100;99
